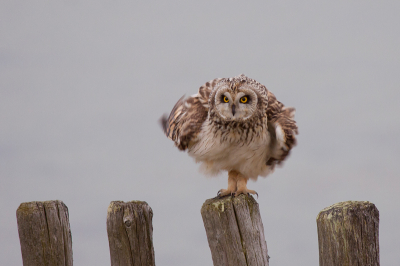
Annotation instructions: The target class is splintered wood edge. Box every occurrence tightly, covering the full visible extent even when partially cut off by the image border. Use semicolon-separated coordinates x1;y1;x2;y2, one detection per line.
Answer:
17;200;65;215
107;200;150;215
316;200;377;221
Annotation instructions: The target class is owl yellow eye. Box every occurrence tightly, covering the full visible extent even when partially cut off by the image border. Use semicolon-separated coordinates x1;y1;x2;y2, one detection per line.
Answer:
223;96;229;103
240;96;248;103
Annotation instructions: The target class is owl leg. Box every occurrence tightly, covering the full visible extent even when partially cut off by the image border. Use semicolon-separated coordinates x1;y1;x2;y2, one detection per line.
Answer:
234;174;258;198
217;170;238;197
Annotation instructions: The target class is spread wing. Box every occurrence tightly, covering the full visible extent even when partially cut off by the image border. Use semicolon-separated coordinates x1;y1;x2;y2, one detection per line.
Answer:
160;79;218;151
266;91;298;166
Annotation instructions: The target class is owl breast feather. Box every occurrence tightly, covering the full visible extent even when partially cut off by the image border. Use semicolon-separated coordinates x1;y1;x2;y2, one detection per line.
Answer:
187;120;274;180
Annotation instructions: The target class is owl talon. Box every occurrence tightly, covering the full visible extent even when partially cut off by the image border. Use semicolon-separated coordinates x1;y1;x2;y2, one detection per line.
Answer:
235;189;258;197
218;188;236;198
248;192;259;199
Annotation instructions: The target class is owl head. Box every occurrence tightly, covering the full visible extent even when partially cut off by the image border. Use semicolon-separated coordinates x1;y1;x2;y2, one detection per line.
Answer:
209;75;269;122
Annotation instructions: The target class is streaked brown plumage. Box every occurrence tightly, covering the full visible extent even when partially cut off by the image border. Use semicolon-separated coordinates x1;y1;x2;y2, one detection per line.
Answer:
161;74;298;197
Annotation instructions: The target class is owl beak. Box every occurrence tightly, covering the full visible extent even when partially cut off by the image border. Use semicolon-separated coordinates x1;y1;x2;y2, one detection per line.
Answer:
232;104;236;116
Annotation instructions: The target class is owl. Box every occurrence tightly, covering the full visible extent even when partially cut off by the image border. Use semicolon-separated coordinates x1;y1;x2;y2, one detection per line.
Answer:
160;74;298;197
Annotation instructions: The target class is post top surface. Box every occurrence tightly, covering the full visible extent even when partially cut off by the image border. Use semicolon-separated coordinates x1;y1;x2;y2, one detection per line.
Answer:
317;200;378;221
201;194;257;214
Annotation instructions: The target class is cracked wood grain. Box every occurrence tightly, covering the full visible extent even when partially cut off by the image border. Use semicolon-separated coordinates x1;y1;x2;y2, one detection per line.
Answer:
106;201;155;266
317;201;380;266
201;194;269;266
16;200;73;266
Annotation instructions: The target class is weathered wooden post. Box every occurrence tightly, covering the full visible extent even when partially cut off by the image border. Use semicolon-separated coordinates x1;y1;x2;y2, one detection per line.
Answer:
106;201;155;266
201;194;269;266
317;201;380;266
16;200;73;266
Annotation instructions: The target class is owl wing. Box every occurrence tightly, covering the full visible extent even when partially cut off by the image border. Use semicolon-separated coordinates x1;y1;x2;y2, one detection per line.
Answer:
266;91;298;166
160;79;219;151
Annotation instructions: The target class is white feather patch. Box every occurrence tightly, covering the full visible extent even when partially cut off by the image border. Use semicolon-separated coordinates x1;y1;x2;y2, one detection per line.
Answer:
275;124;288;151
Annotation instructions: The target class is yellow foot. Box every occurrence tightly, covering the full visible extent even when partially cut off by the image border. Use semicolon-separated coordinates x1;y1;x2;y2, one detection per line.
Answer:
217;170;238;198
234;173;259;198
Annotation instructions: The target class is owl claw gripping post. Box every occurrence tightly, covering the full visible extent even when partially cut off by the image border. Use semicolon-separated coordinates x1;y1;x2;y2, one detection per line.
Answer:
160;74;298;198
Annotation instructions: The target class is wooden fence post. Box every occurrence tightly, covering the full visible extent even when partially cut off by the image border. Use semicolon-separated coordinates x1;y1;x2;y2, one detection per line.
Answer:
201;194;269;266
316;201;380;266
16;200;73;266
106;201;155;266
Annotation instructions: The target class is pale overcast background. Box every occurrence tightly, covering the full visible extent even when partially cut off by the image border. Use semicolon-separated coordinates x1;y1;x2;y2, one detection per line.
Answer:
1;1;399;265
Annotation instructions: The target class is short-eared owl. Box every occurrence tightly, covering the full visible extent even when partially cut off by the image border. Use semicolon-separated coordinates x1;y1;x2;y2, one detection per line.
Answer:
161;74;298;197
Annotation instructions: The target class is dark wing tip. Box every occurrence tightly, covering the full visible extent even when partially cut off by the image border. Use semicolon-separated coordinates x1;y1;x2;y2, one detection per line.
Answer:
159;114;169;136
159;95;187;140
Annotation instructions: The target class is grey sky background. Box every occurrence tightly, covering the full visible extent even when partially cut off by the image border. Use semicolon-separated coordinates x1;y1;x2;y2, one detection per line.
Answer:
1;1;399;265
